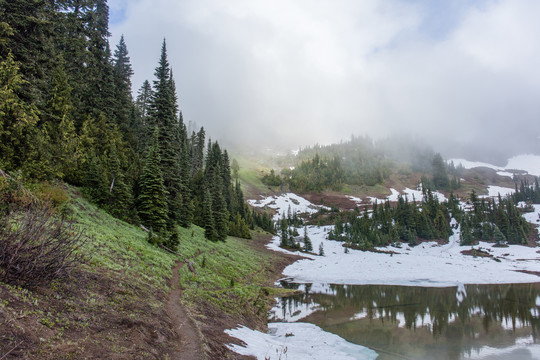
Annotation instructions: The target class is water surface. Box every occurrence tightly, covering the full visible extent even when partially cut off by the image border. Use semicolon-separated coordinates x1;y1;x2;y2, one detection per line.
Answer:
271;281;540;360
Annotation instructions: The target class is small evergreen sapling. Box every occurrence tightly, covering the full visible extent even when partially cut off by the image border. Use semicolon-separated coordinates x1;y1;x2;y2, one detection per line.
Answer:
303;226;313;252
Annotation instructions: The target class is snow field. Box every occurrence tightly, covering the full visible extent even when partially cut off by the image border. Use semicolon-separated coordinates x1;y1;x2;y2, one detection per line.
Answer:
279;222;540;287
450;154;540;177
247;193;329;221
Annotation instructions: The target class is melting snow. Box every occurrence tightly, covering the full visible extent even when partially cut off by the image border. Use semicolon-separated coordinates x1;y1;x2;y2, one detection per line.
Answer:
506;154;540;177
226;323;377;360
450;155;540;177
259;196;540;287
481;185;516;198
449;159;503;171
462;335;540;359
248;193;329;221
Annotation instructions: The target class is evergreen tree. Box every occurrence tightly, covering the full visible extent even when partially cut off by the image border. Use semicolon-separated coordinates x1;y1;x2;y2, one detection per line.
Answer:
137;128;168;236
107;145;134;222
303;226;313;252
0;0;55;106
319;242;325;256
211;163;229;241
493;225;506;245
136;80;152;119
202;189;217;241
149;39;183;225
0;52;39;171
112;35;135;143
432;153;449;189
42;57;80;181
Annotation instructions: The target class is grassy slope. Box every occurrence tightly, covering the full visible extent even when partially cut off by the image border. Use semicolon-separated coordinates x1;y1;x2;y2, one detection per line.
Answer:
235;150;518;204
233;154;274;198
0;187;291;359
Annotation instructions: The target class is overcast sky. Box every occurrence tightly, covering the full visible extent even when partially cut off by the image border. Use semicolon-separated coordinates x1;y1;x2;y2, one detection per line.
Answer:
108;0;540;162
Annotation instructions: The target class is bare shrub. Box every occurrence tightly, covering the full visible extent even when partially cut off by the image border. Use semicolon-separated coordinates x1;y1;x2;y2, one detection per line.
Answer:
0;205;85;288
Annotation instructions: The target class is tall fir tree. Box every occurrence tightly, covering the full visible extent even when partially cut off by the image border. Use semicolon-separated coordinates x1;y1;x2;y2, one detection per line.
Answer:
112;35;135;143
202;189;217;241
0;51;39;172
149;39;183;225
137;127;168;236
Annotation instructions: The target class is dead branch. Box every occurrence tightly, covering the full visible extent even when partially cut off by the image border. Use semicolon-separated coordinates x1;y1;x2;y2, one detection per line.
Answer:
0;340;24;360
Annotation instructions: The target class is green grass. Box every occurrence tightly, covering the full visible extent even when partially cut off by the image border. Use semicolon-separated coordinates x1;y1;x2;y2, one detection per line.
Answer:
175;226;274;316
69;192;176;290
70;187;284;318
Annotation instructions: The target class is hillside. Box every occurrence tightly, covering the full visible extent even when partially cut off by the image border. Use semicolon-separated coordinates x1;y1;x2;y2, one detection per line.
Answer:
0;184;298;359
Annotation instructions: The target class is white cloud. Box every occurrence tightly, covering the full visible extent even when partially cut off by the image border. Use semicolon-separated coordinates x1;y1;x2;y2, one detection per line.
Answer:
109;0;540;158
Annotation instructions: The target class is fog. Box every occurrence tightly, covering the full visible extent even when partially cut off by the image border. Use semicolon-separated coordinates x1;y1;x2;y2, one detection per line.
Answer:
109;0;540;164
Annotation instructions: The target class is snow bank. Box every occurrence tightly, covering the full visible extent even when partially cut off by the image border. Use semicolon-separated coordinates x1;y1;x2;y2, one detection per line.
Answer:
279;223;540;286
449;159;503;171
226;323;377;360
248;193;329;221
450;155;540;176
481;185;516;198
506;154;540;176
463;335;540;359
269;212;540;288
269;298;321;322
369;187;447;204
345;195;362;205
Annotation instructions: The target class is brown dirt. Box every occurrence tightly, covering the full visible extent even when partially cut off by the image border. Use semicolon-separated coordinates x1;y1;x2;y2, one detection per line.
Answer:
301;191;359;210
166;261;206;360
0;268;178;359
461;248;493;258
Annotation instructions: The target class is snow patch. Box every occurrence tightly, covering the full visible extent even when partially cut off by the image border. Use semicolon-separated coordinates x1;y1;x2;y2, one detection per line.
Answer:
497;171;515;178
463;335;540;359
279;222;540;287
269;298;321;322
506;154;540;177
248;193;328;221
481;186;516;198
450;155;540;176
226;323;377;360
345;195;362;205
449;159;503;171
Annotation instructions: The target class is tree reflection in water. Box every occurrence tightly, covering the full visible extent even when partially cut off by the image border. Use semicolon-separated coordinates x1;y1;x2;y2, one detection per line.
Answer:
272;281;540;360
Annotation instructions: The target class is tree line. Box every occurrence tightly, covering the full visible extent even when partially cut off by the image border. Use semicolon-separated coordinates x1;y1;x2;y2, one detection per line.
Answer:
267;136;460;192
0;0;265;249
281;185;533;252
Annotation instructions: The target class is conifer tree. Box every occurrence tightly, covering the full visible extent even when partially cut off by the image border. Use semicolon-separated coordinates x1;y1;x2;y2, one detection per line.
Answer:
303;226;313;252
432;153;449;189
107;145;134;222
319;242;325;256
0;52;39;171
493;225;506;245
211;163;229;241
149;39;183;225
202;189;217;241
137;128;168;236
112;35;135;142
42;57;80;181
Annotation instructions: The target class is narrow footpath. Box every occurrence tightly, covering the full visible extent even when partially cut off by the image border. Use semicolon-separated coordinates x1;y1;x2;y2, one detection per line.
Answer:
166;261;206;360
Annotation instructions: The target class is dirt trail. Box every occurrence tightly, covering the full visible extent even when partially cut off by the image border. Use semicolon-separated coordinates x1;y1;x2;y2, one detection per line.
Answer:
166;261;206;360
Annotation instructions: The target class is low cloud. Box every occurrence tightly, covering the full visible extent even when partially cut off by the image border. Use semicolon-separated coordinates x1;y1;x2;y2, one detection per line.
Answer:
109;0;540;161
